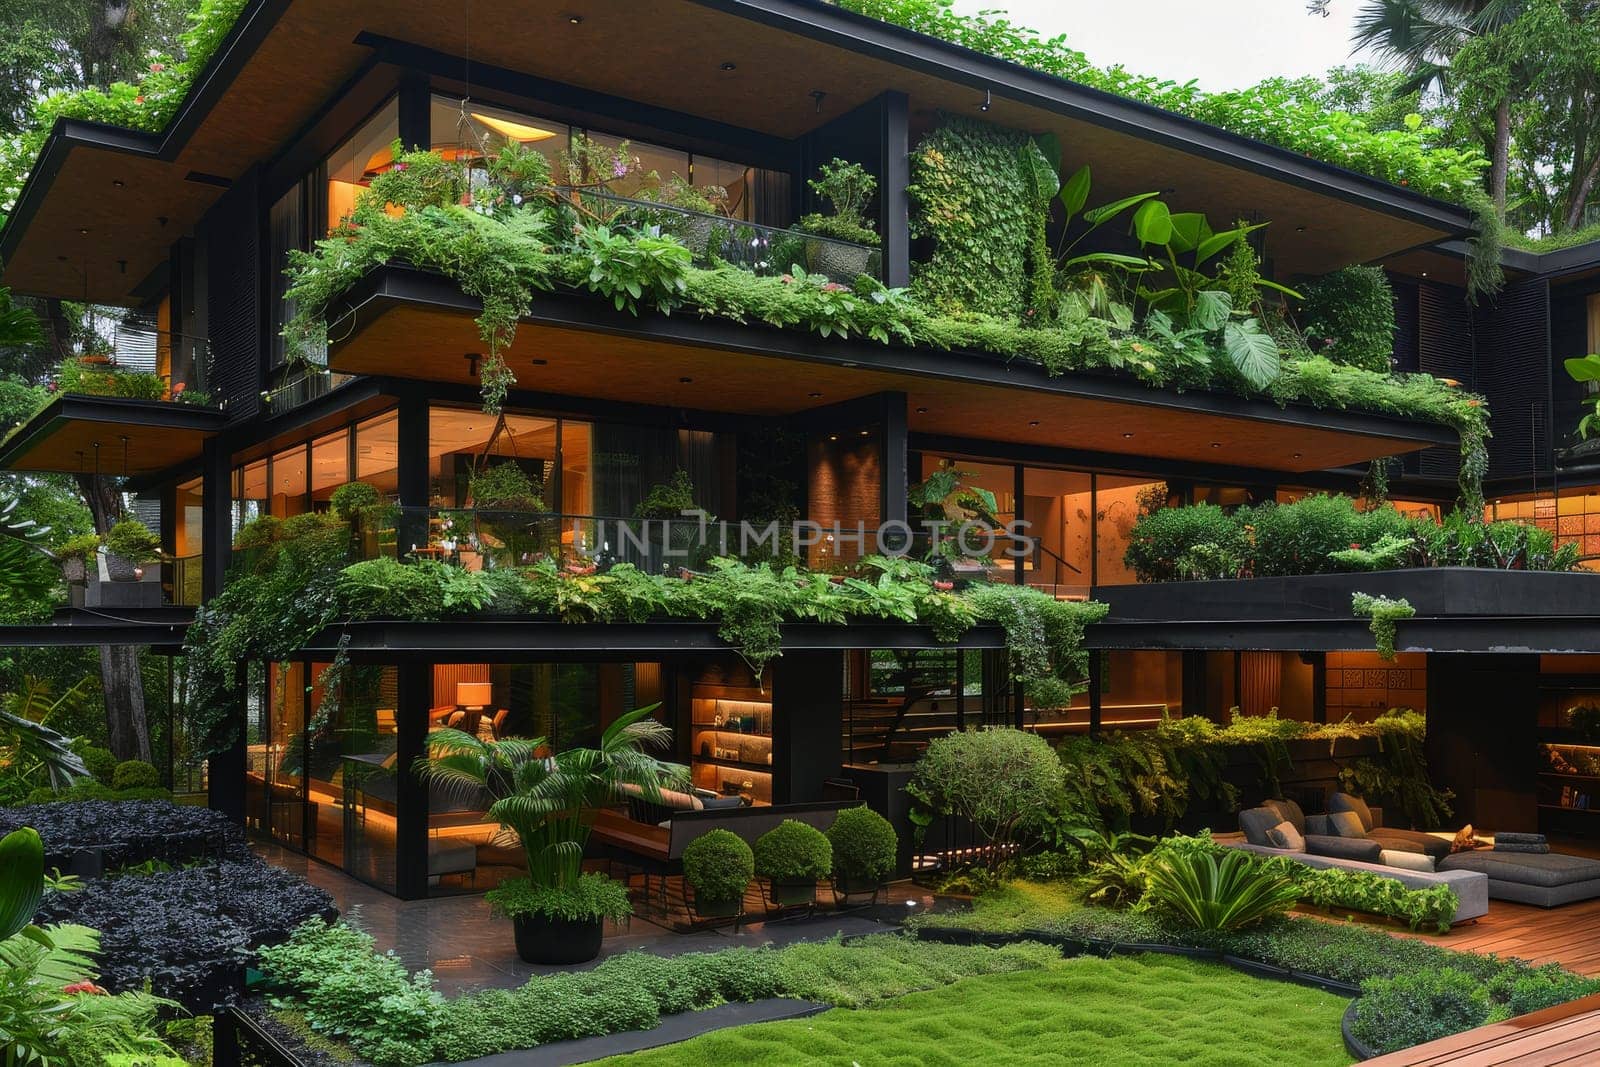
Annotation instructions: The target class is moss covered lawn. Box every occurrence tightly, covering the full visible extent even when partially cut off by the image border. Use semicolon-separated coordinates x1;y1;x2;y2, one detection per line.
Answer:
596;953;1351;1066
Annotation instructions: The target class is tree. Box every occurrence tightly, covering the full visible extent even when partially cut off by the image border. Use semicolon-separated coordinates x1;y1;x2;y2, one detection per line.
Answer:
1353;0;1525;210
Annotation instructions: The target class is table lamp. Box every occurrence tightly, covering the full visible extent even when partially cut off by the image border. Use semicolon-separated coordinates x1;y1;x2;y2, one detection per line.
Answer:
456;681;493;711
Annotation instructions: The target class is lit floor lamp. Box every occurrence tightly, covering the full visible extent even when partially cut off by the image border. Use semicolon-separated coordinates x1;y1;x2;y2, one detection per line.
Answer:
456;681;493;738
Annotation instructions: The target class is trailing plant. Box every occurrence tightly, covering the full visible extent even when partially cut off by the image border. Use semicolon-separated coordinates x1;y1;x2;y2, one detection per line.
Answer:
681;829;755;905
1284;862;1459;934
1352;591;1415;661
962;584;1106;709
1300;265;1397;374
1336;708;1454;829
753;819;833;883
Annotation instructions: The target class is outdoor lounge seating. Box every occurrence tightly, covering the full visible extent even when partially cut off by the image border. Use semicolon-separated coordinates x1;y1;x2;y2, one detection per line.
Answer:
1316;792;1451;861
1438;849;1600;907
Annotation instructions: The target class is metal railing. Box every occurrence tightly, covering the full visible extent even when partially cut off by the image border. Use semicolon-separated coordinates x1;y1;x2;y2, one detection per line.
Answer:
54;319;218;407
561;189;883;284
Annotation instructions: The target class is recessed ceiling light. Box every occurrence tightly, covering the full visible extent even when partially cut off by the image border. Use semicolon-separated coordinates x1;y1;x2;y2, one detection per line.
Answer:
915;406;928;414
808;391;822;398
1292;452;1302;459
112;179;125;188
720;61;737;71
827;434;838;442
678;376;693;384
566;14;583;24
1028;420;1040;427
859;429;869;437
1295;225;1306;233
1122;432;1134;439
1421;271;1429;277
1211;442;1222;448
78;228;89;235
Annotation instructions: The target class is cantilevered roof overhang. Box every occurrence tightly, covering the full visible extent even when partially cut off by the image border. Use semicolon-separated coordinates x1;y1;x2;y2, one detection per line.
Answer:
2;0;1473;305
299;620;1007;663
0;395;227;476
1086;569;1600;654
0;608;194;649
323;265;1456;475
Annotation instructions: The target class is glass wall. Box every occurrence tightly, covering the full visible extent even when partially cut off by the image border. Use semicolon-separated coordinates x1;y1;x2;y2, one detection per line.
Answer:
1489;489;1600;566
355;410;399;494
325;101;401;232
1021;467;1091;599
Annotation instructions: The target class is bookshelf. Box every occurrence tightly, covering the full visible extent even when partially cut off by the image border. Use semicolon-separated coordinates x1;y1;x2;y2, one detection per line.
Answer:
690;683;773;806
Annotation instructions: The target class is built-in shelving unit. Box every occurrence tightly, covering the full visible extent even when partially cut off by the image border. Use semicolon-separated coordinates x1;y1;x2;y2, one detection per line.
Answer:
690;685;773;805
1536;679;1600;832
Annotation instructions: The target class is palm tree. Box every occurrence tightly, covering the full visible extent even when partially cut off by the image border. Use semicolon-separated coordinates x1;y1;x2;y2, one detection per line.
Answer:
1354;0;1524;209
418;703;686;888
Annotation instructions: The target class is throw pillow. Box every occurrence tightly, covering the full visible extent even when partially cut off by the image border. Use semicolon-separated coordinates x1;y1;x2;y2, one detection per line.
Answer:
1237;806;1280;847
1261;797;1307;833
1264;820;1305;852
1329;792;1375;832
1451;824;1480;853
1378;849;1436;873
1327;810;1367;838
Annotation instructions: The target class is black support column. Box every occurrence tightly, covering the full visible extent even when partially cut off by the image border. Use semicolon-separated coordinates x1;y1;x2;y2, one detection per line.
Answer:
880;91;911;289
200;436;231;601
772;652;844;804
396;389;430;556
395;658;430;900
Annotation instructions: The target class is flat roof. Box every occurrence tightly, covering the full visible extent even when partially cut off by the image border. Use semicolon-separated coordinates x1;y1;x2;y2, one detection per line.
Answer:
0;395;227;476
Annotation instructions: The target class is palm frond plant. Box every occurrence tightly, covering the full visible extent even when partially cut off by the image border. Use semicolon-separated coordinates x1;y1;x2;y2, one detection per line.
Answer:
418;703;686;962
0;679;92;796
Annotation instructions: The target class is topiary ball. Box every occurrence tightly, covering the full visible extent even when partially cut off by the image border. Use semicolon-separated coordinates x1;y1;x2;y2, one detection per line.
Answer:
112;760;161;792
753;819;831;883
826;806;898;885
682;828;754;904
71;741;117;786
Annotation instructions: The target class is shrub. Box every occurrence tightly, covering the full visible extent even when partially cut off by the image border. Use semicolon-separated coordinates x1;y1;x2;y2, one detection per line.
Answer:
329;480;381;521
0;800;246;868
1352;968;1497;1054
111;760;160;792
753;820;832;883
70;742;116;786
1489;964;1600;1017
258;918;440;1063
1288;863;1458;933
682;829;754;904
103;519;161;564
1140;848;1300;932
1122;502;1246;582
334;557;446;619
826;806;898;886
1240;494;1364;577
908;728;1065;871
483;872;632;924
1301;265;1397;374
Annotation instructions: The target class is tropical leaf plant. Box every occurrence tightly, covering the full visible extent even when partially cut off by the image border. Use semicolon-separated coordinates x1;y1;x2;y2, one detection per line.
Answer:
1564;353;1600;438
1223;317;1282;390
418;703;686;888
1141;848;1301;931
1;679;92;792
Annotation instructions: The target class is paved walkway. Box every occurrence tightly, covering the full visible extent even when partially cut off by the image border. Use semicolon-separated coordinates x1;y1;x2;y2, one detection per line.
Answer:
257;844;941;996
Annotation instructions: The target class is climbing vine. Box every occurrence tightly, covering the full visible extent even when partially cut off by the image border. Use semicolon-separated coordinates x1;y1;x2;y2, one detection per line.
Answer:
907;116;1033;319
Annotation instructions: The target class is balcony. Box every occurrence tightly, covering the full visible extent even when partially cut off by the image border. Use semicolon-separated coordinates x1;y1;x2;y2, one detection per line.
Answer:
0;322;227;476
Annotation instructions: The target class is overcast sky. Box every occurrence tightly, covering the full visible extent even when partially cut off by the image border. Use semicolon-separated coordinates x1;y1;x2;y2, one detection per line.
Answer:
949;0;1377;91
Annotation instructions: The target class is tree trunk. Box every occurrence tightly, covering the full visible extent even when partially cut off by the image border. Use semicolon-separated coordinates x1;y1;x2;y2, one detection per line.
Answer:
1491;98;1511;213
76;471;151;762
1565;151;1600;233
99;645;151;762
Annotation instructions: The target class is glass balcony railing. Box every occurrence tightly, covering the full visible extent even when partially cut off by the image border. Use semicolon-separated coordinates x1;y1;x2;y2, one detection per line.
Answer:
560;189;883;285
261;366;357;417
52;319;218;408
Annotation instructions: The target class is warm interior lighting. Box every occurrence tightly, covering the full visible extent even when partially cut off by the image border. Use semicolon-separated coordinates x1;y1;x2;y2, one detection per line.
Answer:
457;681;493;709
470;113;558;143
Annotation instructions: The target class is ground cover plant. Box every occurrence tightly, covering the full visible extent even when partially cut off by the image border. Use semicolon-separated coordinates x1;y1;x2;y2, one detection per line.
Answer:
0;798;246;867
256;921;1070;1065
592;954;1351;1067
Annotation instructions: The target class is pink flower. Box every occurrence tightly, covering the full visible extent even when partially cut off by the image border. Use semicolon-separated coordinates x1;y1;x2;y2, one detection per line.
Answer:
780;274;795;285
1350;543;1361;550
134;95;145;105
149;62;165;73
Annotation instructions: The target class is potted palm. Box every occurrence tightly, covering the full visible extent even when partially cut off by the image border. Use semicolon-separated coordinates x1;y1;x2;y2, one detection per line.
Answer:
102;519;161;581
794;158;879;280
754;819;832;909
682;828;754;920
419;703;686;964
826;805;898;903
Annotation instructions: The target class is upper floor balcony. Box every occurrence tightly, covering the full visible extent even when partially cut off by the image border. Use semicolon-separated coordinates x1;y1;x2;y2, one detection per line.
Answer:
0;319;227;477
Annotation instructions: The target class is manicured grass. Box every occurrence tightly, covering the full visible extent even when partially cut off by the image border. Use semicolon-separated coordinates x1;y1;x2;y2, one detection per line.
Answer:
596;953;1352;1066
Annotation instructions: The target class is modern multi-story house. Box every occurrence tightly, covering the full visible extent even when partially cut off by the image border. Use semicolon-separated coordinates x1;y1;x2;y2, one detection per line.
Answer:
3;0;1600;897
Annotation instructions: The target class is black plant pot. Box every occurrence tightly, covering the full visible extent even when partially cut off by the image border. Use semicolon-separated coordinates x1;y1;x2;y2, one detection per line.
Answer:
511;913;605;965
833;875;881;903
694;894;743;919
768;879;817;907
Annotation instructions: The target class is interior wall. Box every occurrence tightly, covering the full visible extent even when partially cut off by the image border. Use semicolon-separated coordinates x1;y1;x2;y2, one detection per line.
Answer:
1325;651;1428;721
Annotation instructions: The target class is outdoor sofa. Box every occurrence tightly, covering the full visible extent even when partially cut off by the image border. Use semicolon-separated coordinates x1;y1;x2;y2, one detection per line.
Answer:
1438;849;1600;907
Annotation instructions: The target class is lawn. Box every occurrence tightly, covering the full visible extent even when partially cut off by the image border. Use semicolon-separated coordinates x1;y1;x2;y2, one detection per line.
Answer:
596;953;1352;1066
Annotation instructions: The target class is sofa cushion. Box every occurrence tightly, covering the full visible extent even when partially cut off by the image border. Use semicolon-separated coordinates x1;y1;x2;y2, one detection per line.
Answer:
1265;820;1305;852
1327;810;1367;839
1329;792;1375;832
1371;828;1451;861
1260;798;1306;834
1238;806;1281;847
1305;834;1383;862
1379;849;1436;873
1440;849;1600;888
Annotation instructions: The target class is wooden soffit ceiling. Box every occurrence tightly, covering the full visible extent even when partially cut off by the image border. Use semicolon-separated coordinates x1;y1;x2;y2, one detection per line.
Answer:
0;396;226;475
326;292;1442;475
3;0;1467;306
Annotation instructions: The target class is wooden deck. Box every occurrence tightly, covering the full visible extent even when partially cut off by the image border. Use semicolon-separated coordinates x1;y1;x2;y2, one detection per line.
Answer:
1388;895;1600;976
1366;992;1600;1065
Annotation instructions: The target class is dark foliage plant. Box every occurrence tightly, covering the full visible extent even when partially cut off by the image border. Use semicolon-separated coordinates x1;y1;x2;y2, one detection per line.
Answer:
0;799;246;868
36;857;334;1010
1300;265;1398;374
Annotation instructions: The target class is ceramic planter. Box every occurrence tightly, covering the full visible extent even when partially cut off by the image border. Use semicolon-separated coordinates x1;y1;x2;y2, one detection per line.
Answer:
511;912;605;964
804;238;875;281
61;557;86;583
104;552;140;582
